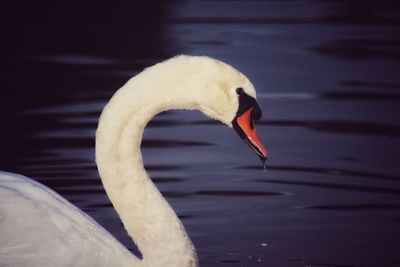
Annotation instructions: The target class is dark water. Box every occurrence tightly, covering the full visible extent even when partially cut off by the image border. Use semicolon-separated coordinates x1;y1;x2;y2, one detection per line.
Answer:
1;1;400;266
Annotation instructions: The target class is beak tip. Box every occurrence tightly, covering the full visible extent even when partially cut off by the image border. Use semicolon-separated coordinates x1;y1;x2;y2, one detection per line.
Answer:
260;155;268;169
260;152;268;163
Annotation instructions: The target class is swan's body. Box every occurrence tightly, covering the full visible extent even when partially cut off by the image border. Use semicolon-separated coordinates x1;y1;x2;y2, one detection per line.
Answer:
0;55;266;267
0;171;138;267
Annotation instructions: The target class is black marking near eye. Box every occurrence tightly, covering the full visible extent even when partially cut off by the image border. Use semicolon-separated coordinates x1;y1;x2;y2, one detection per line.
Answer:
235;91;262;121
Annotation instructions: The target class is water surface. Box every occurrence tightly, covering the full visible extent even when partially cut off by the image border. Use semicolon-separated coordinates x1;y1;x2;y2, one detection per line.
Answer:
1;1;400;266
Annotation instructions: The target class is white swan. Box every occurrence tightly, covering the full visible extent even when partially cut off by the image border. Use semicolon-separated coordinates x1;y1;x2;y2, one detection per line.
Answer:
0;55;267;267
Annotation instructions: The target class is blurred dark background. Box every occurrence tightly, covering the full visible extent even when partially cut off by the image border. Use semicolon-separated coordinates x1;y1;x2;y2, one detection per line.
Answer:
1;1;400;266
0;2;173;168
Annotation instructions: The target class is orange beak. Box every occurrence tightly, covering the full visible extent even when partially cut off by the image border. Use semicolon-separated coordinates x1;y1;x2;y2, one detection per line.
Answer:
233;106;268;164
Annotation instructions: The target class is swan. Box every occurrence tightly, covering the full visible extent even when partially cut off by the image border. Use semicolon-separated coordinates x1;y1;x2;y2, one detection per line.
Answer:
0;55;267;267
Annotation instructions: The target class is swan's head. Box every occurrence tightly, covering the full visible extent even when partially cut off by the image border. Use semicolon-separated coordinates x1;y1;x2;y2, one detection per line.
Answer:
171;55;268;162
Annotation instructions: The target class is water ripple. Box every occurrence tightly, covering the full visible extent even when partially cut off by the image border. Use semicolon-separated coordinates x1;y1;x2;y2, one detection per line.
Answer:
256;179;400;195
259;120;400;137
145;164;185;171
30;54;119;66
242;165;400;182
172;13;400;26
320;91;400;102
195;190;282;197
340;80;400;91
312;37;400;61
296;203;400;211
152;177;186;183
287;258;361;267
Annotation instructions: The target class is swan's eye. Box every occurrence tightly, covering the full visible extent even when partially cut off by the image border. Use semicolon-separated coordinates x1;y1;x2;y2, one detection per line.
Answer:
236;87;244;96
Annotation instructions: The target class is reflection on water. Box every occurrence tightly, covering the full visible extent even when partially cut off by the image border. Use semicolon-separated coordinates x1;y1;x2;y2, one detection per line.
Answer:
1;1;400;267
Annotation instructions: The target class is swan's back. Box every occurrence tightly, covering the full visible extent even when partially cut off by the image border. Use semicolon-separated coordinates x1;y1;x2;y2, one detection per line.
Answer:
0;171;138;267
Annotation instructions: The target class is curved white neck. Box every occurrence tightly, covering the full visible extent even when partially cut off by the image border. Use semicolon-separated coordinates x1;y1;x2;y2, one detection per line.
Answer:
95;68;200;267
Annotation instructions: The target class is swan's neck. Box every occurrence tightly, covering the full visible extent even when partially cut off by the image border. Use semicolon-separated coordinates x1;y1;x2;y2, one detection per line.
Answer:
95;69;200;267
